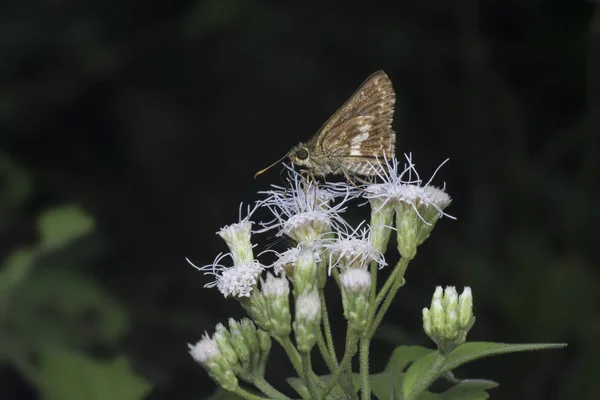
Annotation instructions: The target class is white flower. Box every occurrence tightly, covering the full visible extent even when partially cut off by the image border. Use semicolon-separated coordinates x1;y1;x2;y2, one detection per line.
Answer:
323;223;387;273
188;332;220;364
261;273;290;297
340;268;371;293
256;165;354;243
364;154;454;223
295;289;321;322
188;253;264;298
217;203;259;264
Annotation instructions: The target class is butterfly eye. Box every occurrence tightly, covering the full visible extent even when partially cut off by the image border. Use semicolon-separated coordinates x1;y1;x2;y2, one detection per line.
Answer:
296;149;309;160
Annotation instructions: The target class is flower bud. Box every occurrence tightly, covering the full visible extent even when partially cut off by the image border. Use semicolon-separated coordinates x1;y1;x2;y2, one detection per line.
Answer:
368;198;395;254
422;308;433;337
239;318;260;354
227;319;251;366
218;221;254;265
458;287;474;329
257;329;272;373
423;286;475;354
214;323;240;367
261;273;292;338
239;290;271;332
293;289;321;353
294;247;318;295
189;333;238;391
340;268;371;333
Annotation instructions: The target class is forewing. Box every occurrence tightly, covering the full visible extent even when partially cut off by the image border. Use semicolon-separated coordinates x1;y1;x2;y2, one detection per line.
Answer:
313;70;396;151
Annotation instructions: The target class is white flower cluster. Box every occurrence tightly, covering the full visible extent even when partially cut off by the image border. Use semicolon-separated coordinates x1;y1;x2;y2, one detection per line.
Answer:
187;155;453;299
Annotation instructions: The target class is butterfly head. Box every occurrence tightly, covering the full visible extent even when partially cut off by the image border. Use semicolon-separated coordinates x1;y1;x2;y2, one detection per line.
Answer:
287;143;311;168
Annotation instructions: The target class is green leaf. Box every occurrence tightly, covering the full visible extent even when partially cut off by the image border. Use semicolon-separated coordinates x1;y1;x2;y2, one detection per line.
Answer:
402;342;566;400
6;268;129;349
369;347;434;400
39;347;151;400
287;377;309;399
402;351;444;399
205;388;244;400
437;380;498;400
287;375;352;399
370;371;404;400
441;342;567;374
385;346;434;373
37;204;95;251
0;248;36;297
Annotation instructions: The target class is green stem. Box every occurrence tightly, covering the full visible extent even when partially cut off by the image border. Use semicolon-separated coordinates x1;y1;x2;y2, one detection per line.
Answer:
253;377;290;400
373;259;402;309
302;352;320;400
368;258;410;339
319;289;338;365
234;386;270;400
404;352;447;400
359;337;370;400
317;330;338;373
320;331;359;399
369;260;378;311
277;336;304;380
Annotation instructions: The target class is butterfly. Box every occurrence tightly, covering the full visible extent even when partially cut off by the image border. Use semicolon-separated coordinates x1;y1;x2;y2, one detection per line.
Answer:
255;70;396;179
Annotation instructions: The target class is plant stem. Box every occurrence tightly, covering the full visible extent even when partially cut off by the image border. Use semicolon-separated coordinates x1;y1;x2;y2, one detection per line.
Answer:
373;257;404;308
368;258;409;338
317;330;338;373
302;352;320;400
319;289;338;365
369;260;378;311
404;352;447;400
234;386;270;400
277;336;305;380
358;336;370;400
253;377;290;400
320;331;359;399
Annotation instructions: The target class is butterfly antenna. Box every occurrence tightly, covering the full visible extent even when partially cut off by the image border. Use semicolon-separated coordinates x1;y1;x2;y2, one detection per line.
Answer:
254;154;289;179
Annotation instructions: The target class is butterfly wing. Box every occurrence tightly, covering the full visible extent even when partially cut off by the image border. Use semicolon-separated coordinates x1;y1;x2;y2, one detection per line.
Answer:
312;70;396;159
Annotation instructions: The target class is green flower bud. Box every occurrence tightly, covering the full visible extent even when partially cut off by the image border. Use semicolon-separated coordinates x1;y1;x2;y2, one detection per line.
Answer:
368;198;395;254
422;308;433;337
239;290;271;331
443;286;458;311
189;333;238;391
261;273;292;338
257;329;272;374
214;323;240;367
239;318;260;354
423;286;476;354
294;247;318;295
257;329;272;355
340;268;371;334
458;287;474;329
218;221;254;265
395;206;419;260
293;289;321;353
228;319;251;366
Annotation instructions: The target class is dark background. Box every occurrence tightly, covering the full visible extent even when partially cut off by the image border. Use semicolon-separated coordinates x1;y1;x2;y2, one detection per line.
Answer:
1;0;598;399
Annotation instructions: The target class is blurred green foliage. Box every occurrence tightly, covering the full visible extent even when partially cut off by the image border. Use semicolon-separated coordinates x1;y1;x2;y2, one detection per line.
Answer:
1;0;598;399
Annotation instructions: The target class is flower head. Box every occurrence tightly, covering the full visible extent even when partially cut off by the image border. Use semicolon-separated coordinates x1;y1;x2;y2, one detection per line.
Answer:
188;253;264;298
188;332;238;391
189;332;220;365
324;223;387;273
364;154;454;259
217;202;260;264
423;286;475;354
364;154;453;219
256;165;353;244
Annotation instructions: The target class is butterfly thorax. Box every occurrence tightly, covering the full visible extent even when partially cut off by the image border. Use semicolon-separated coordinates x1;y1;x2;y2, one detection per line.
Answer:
288;142;340;177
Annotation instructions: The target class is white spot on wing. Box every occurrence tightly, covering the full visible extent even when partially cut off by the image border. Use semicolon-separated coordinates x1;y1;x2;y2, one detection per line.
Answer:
351;132;369;144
